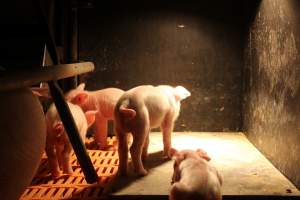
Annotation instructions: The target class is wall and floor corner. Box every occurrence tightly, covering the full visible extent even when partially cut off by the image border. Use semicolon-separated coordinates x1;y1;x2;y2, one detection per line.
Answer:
243;0;300;189
78;0;300;190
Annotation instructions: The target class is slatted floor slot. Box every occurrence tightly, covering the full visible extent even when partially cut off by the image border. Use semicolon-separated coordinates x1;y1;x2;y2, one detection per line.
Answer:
20;137;118;200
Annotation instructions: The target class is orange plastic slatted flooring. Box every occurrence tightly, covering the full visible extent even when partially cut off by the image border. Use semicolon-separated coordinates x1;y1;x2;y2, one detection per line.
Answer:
20;137;118;200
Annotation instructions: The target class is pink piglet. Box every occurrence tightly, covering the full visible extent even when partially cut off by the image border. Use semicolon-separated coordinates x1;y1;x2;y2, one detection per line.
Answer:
65;83;124;150
169;148;223;200
45;102;97;177
114;85;191;176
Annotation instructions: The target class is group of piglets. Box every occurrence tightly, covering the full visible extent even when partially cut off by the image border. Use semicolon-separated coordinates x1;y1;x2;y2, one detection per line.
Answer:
39;83;123;177
113;85;222;200
38;83;222;200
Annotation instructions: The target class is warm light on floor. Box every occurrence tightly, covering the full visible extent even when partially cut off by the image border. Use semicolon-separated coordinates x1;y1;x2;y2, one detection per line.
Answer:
110;132;300;196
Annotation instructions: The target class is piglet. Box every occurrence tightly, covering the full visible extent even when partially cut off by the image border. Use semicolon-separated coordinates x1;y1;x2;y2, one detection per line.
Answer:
65;83;124;150
114;85;191;176
169;148;223;200
45;102;97;177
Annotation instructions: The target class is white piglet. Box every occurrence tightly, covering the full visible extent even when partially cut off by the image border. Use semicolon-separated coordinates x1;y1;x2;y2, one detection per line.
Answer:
65;83;124;150
114;85;191;176
169;148;223;200
45;102;97;177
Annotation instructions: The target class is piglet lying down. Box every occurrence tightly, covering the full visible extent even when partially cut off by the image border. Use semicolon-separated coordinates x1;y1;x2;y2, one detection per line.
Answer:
114;85;191;176
45;102;97;177
169;148;223;200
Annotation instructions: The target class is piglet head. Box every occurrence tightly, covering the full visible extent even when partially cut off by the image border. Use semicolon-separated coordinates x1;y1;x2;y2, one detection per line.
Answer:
169;148;211;184
169;148;211;162
65;83;88;105
173;86;191;101
71;92;88;105
84;110;98;127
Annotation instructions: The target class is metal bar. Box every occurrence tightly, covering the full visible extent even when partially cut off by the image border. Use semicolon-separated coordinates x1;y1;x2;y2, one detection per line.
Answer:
33;0;98;183
48;81;98;183
62;0;78;91
0;62;94;91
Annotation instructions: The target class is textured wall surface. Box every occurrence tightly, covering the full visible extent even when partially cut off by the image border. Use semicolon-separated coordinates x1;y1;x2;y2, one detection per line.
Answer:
78;1;244;131
243;0;300;189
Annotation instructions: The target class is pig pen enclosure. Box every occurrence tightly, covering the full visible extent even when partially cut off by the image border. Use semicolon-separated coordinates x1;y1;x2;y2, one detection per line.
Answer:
1;0;300;199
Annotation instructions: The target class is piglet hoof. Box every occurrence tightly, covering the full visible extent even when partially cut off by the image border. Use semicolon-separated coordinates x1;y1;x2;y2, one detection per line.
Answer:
103;144;117;151
63;168;74;175
96;143;114;151
51;170;61;178
64;172;73;176
113;140;118;147
136;169;148;176
168;148;177;158
163;149;173;159
117;169;128;177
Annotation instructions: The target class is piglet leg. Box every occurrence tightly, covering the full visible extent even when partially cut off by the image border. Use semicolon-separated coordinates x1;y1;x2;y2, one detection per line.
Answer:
61;143;73;174
93;116;109;150
45;143;60;177
117;132;129;176
161;116;174;158
56;145;64;170
142;135;149;162
130;128;149;176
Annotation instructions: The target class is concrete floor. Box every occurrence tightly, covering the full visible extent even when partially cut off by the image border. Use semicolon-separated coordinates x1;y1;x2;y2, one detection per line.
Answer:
107;132;300;198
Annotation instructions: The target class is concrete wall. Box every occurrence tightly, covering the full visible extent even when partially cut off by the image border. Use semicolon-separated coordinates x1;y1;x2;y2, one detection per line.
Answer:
243;0;300;189
78;0;245;131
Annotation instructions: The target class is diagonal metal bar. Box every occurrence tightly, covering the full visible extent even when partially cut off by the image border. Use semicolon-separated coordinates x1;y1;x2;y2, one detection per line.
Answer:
48;81;98;183
33;0;98;183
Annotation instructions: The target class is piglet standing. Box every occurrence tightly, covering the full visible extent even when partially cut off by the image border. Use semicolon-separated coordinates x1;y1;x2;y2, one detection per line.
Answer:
65;83;124;150
114;85;191;176
169;148;223;200
45;102;97;177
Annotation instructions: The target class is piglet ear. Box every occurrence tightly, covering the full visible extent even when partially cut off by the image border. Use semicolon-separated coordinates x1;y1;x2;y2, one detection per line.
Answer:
77;83;86;91
174;86;191;101
30;86;51;99
31;90;43;97
196;149;211;161
72;92;88;105
85;110;98;127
